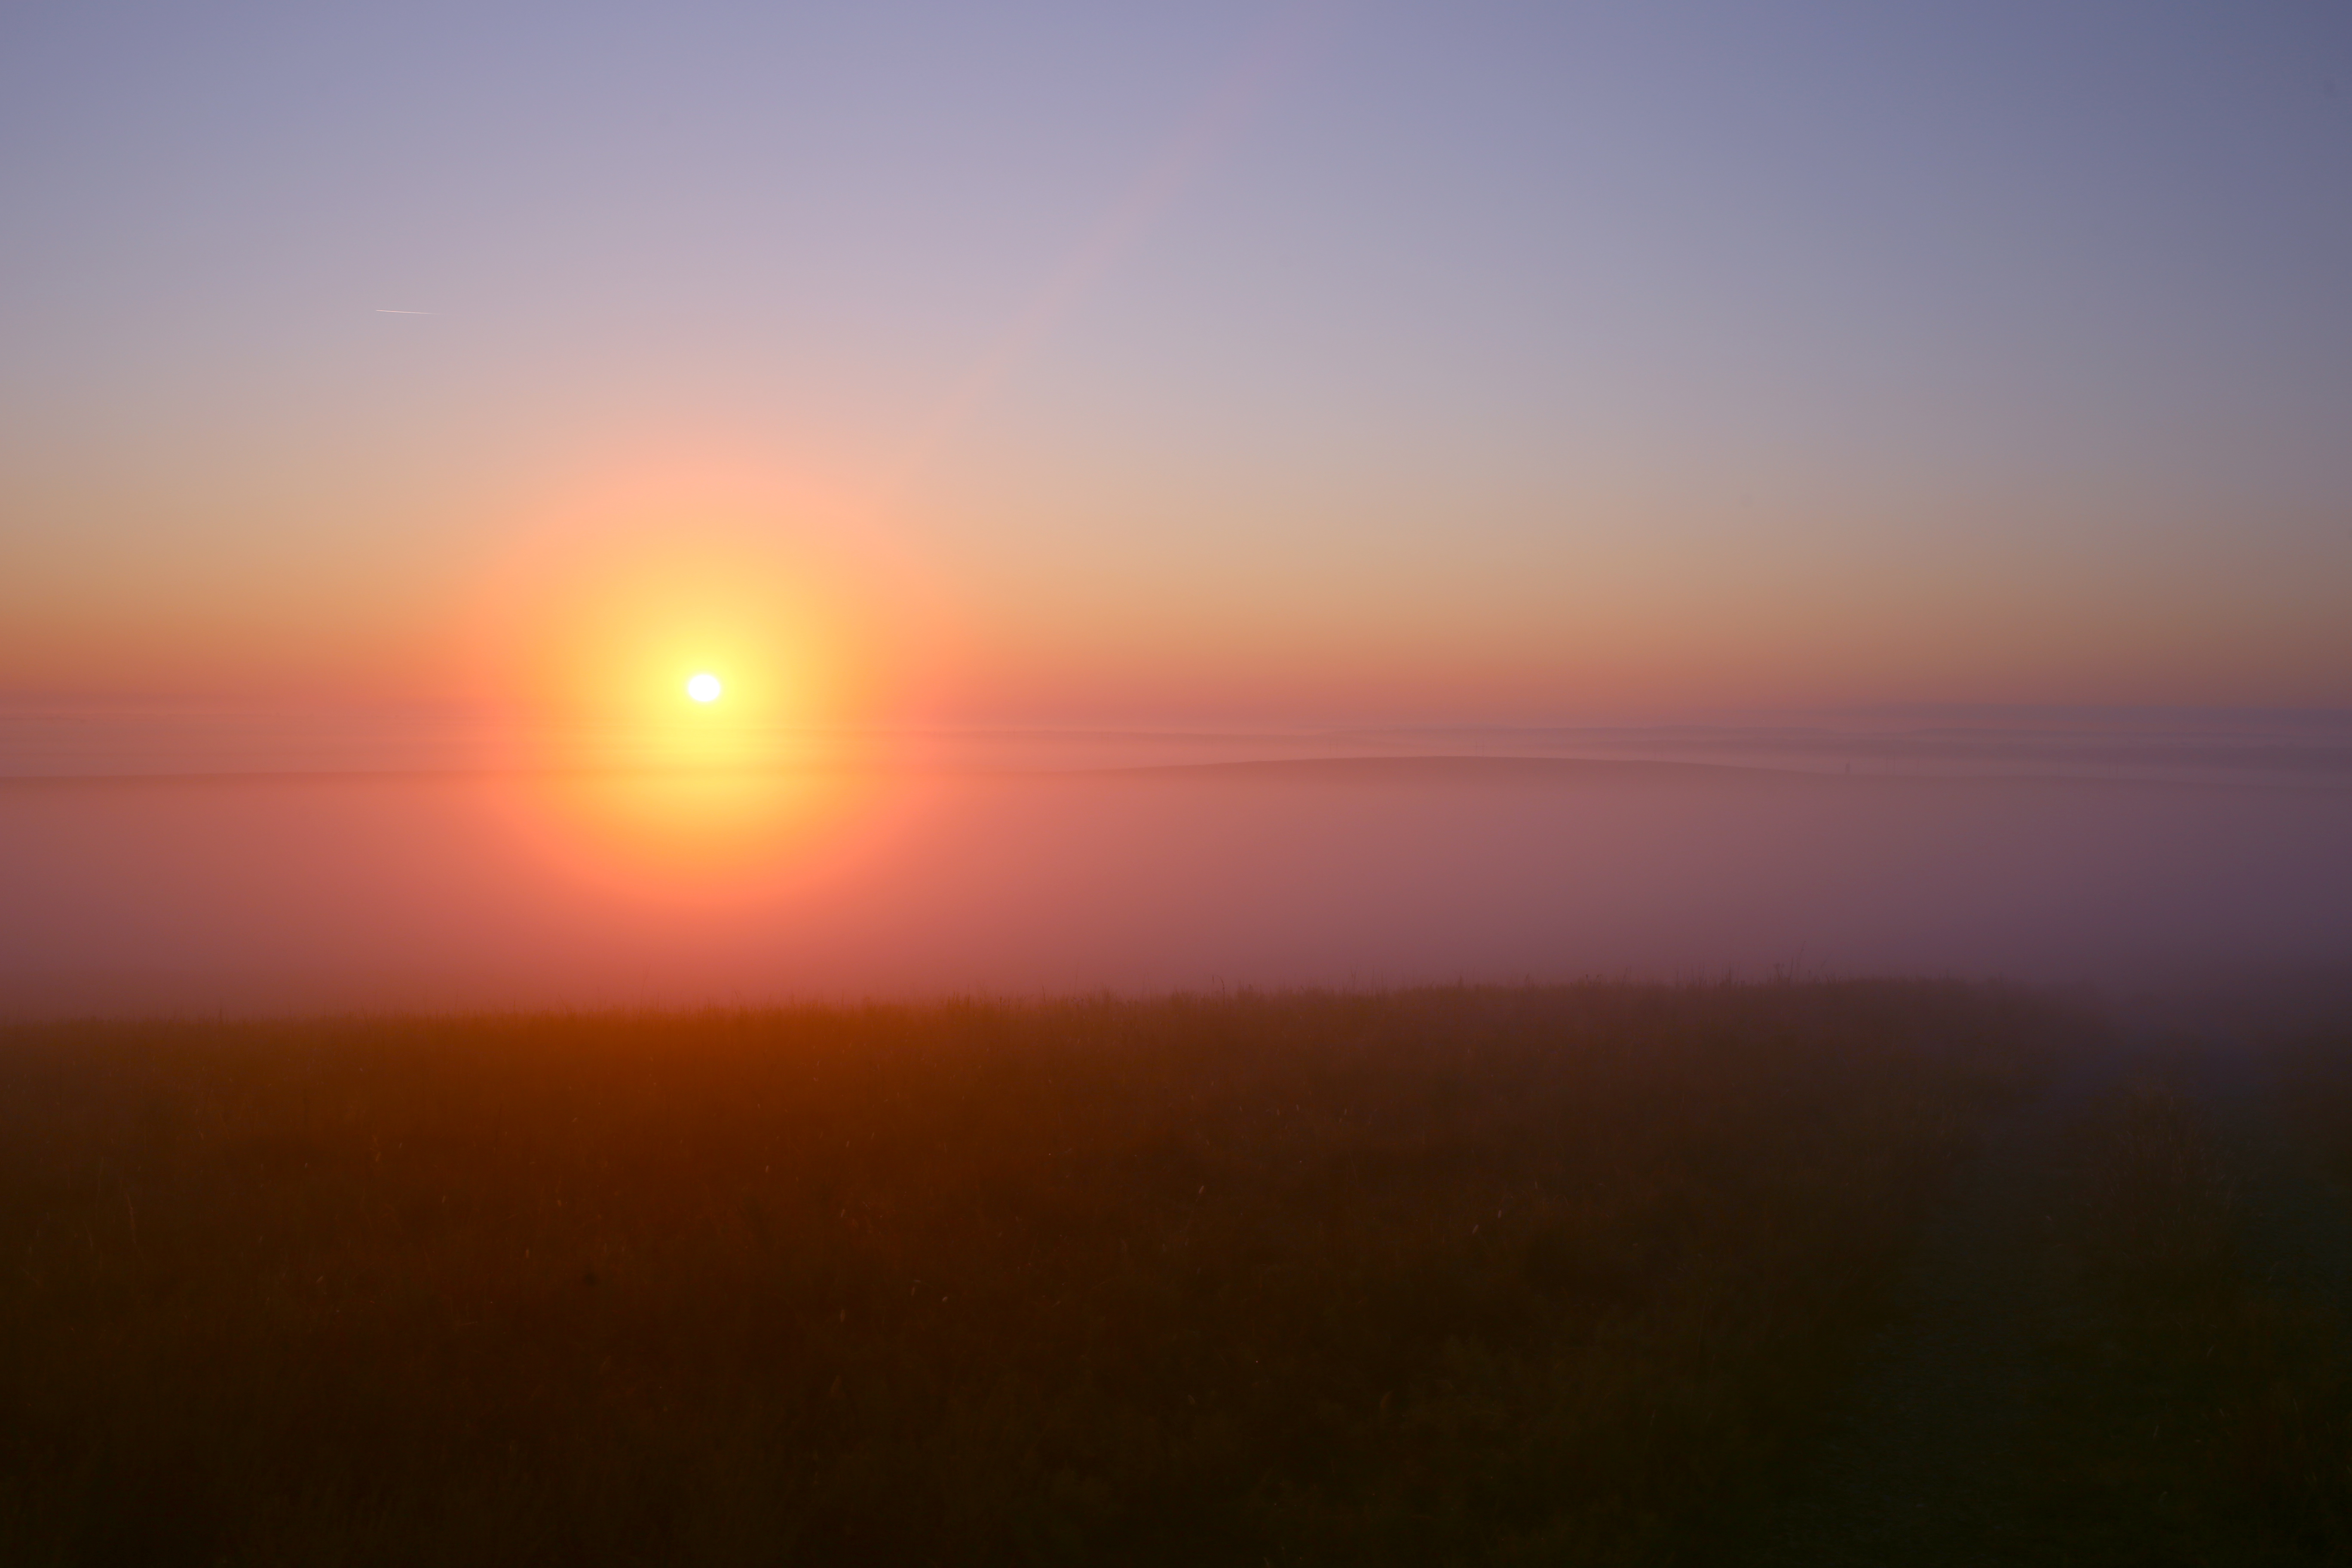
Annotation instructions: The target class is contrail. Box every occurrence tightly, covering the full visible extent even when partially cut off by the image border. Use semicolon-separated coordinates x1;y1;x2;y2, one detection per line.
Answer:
891;0;1350;487
374;308;434;315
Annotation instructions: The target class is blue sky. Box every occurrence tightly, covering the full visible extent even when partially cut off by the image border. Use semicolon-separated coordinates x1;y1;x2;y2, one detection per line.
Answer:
4;1;2349;718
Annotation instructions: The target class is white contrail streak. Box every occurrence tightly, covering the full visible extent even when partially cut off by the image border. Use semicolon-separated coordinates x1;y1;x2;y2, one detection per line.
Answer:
374;308;434;315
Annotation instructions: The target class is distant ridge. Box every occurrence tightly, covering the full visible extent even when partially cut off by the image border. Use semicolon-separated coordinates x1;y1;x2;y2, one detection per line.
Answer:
1094;754;1801;785
1085;753;2352;792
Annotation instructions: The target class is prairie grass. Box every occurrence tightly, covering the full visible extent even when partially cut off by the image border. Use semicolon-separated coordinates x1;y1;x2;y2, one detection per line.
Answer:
2030;1060;2352;1562
0;982;2065;1565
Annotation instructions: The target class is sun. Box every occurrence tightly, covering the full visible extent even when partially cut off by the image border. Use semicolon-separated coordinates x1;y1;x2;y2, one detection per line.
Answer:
686;671;723;704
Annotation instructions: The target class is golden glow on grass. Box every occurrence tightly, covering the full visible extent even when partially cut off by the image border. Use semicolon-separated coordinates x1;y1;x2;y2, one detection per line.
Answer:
0;986;2070;1559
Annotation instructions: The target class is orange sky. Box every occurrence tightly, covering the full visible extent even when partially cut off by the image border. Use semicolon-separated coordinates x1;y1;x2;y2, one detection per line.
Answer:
4;3;2350;730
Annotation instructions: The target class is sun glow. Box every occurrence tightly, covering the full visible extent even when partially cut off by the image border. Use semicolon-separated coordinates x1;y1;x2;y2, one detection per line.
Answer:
482;509;870;775
467;461;929;888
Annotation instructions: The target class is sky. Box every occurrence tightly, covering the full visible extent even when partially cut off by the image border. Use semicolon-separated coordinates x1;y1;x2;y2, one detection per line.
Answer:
4;0;2352;730
5;3;2352;1011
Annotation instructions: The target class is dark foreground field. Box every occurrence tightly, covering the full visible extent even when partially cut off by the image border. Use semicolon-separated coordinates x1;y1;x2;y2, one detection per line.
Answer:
1;983;2072;1565
12;982;2352;1565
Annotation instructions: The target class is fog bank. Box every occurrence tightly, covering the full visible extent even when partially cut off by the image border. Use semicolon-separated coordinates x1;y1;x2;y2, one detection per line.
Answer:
4;756;2348;1017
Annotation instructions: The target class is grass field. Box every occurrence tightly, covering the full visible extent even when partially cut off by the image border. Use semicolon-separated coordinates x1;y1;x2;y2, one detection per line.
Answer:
2024;1061;2352;1563
0;982;2071;1565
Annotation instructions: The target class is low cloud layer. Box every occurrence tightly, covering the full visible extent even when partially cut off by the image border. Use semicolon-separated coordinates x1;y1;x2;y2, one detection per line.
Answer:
5;752;2347;1017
